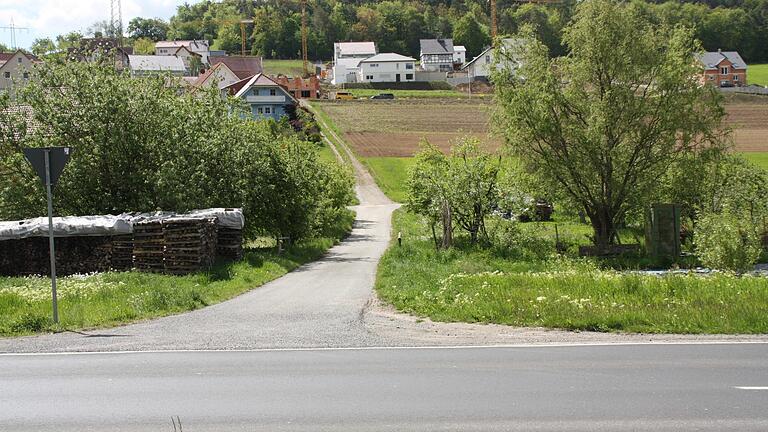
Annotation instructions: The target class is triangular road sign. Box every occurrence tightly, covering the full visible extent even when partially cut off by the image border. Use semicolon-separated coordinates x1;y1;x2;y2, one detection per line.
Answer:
22;147;73;188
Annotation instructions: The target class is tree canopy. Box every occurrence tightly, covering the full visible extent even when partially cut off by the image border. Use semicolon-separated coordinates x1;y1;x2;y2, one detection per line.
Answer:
493;0;727;249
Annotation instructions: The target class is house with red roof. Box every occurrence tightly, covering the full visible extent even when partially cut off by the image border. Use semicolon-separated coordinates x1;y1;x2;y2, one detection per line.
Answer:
0;50;41;94
208;55;263;80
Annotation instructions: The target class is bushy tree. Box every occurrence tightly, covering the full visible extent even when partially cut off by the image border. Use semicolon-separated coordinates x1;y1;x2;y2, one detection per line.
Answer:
493;0;726;250
453;13;490;59
128;17;169;41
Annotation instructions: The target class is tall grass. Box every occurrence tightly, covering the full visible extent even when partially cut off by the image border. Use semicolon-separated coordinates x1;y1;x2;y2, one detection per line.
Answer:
376;209;768;334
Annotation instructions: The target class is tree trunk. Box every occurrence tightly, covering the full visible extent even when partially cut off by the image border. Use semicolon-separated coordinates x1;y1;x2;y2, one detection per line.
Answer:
588;206;617;251
441;201;453;249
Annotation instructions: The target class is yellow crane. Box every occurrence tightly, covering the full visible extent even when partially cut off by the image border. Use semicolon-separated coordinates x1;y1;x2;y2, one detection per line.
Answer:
301;0;309;76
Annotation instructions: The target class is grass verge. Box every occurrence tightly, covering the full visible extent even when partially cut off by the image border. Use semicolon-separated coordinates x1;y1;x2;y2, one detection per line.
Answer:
376;209;768;334
742;152;768;171
361;157;415;203
0;214;353;337
748;64;768;86
262;59;307;77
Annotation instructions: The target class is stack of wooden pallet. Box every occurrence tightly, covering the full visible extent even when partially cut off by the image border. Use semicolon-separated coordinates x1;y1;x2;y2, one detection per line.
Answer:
163;217;218;275
111;234;134;271
132;221;164;273
217;227;243;261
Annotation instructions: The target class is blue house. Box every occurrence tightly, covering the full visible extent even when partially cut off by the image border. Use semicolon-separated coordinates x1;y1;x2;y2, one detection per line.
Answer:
226;73;297;121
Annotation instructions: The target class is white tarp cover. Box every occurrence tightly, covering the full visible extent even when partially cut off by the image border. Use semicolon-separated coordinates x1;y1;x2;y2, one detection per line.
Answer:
0;208;244;241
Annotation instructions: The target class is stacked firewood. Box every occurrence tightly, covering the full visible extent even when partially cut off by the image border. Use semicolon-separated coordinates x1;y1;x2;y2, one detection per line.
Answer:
0;237;114;276
217;227;243;261
111;234;134;271
163;217;218;275
132;221;164;273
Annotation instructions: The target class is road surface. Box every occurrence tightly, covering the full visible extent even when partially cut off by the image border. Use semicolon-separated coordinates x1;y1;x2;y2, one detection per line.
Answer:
2;343;767;431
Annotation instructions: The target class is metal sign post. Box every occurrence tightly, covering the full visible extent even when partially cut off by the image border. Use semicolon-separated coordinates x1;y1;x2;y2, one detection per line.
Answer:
22;147;72;324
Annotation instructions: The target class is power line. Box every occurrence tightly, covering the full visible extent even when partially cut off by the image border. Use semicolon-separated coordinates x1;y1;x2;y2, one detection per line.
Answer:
0;18;31;50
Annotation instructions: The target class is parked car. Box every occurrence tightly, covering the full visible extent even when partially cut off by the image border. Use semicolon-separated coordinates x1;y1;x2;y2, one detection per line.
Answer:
370;93;395;100
334;91;355;100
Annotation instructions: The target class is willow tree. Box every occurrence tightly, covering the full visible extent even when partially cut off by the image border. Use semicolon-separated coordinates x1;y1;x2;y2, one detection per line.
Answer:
492;0;726;250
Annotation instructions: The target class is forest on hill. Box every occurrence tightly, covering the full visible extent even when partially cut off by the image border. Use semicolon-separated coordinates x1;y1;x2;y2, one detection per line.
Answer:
29;0;768;64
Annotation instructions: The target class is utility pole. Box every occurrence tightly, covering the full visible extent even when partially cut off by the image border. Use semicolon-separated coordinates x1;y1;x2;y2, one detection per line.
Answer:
110;0;123;46
0;18;30;50
490;0;497;40
301;0;309;76
240;20;254;56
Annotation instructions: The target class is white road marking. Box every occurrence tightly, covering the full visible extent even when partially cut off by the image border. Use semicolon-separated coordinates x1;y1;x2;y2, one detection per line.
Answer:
0;340;767;357
735;386;768;390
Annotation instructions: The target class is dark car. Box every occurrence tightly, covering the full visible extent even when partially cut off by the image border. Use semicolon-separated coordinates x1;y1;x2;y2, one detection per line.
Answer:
370;93;395;100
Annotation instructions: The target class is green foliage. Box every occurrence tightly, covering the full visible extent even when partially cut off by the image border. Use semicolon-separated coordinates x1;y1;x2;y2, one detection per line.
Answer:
406;137;501;245
491;218;554;260
0;59;354;242
127;17;169;41
30;38;57;56
452;13;490;59
493;0;726;248
694;210;762;272
132;37;156;55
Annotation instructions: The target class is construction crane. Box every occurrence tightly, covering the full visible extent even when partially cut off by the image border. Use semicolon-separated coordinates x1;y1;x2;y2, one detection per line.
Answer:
301;0;309;76
0;18;30;50
239;19;254;56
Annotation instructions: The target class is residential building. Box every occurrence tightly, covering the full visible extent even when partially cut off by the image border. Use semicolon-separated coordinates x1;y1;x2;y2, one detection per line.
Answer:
461;39;521;81
453;45;466;66
224;73;297;121
420;39;454;72
173;46;203;75
274;76;321;99
0;50;40;94
208;55;263;80
194;62;242;90
155;40;210;63
357;53;416;83
696;50;747;87
332;41;377;85
127;55;186;77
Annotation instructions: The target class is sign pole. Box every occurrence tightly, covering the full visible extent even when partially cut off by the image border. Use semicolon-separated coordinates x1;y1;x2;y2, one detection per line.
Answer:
44;149;59;324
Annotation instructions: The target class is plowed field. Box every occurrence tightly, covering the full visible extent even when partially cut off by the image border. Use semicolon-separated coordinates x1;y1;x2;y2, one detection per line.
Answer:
316;97;768;157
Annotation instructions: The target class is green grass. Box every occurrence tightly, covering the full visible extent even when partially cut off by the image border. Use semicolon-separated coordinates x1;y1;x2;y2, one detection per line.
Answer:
0;228;353;337
748;64;768;86
375;209;768;334
742;152;768;171
361;157;415;202
345;89;479;99
262;59;307;77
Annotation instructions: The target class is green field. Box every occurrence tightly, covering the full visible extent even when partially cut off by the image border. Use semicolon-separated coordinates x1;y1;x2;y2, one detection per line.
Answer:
262;59;307;77
376;209;768;334
361;157;415;202
0;231;353;337
742;152;768;170
748;64;768;86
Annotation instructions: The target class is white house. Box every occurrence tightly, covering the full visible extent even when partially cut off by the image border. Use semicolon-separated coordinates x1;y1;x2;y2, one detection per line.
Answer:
461;39;521;80
357;53;416;83
453;45;466;66
193;62;241;90
332;41;377;85
155;40;211;64
420;39;454;72
0;50;39;94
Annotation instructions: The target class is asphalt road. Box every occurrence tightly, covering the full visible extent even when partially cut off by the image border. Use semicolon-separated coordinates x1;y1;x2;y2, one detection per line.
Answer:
2;343;767;431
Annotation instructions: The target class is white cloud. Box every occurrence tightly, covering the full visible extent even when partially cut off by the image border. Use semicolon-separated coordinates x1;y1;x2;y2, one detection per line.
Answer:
0;0;182;50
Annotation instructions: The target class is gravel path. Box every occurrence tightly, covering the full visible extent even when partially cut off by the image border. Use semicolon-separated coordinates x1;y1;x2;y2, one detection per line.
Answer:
1;112;766;353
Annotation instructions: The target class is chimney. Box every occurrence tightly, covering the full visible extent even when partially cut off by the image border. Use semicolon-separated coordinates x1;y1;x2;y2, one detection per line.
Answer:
718;48;722;53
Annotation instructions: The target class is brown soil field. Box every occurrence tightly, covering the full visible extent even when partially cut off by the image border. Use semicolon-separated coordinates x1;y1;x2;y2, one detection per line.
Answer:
317;96;768;157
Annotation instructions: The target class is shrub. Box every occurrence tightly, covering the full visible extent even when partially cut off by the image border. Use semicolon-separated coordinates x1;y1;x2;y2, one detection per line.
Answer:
694;210;762;272
492;218;554;260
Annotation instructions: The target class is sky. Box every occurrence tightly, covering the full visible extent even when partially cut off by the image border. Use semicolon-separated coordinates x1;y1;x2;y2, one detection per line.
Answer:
0;0;184;51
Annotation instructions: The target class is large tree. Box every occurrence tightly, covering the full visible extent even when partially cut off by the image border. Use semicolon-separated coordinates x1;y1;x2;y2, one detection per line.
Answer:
492;0;726;249
127;17;170;41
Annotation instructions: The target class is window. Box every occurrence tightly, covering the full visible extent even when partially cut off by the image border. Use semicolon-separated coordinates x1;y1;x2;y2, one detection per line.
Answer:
264;107;271;114
301;90;311;98
17;57;22;64
486;55;491;63
369;63;379;68
269;88;276;96
708;75;714;80
405;73;413;80
366;75;373;80
23;72;29;79
3;72;9;79
257;107;263;114
734;74;739;81
720;66;729;75
405;63;413;70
